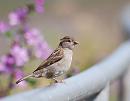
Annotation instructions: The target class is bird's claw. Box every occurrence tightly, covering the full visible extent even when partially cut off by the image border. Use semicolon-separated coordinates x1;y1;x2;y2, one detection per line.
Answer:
55;80;64;83
53;78;65;83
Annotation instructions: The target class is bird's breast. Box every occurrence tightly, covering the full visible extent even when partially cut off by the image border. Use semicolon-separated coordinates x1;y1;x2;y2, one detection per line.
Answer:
62;48;73;70
52;48;73;72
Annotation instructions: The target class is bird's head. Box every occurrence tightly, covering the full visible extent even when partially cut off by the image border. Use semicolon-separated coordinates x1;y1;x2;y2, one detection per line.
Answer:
59;36;79;50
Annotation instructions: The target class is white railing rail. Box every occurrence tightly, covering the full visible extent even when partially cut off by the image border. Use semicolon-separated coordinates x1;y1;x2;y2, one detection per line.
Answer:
1;41;130;101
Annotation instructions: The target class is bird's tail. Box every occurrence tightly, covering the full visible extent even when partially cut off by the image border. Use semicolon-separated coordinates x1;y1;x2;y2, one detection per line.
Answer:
16;74;33;84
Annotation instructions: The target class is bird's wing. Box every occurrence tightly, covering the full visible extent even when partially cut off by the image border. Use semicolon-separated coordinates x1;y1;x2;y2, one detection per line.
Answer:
33;47;64;72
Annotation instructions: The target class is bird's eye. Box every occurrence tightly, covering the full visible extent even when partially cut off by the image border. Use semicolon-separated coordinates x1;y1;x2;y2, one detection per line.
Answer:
68;40;71;42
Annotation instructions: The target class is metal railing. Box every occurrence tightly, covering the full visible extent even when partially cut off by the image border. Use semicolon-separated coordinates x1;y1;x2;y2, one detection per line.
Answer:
1;41;130;101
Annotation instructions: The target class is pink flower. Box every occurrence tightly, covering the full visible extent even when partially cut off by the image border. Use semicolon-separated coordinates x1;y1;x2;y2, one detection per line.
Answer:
35;0;45;13
0;54;15;73
24;28;52;59
0;21;9;33
10;44;29;66
8;8;28;26
9;12;20;26
24;29;43;46
34;41;52;59
0;62;6;72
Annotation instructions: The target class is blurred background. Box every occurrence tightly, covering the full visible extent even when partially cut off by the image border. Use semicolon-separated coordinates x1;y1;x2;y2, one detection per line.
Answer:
0;0;130;101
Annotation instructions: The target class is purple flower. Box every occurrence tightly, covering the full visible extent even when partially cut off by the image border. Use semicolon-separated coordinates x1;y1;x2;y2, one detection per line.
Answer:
0;62;6;72
24;28;52;59
0;54;15;73
9;8;28;26
10;44;29;66
34;41;52;59
0;21;9;33
24;29;43;46
35;0;45;13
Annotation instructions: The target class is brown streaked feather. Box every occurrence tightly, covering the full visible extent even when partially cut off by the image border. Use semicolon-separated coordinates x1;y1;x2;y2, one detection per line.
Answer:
33;47;64;72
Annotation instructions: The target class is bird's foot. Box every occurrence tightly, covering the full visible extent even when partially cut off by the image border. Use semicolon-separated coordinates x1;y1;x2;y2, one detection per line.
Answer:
53;78;65;83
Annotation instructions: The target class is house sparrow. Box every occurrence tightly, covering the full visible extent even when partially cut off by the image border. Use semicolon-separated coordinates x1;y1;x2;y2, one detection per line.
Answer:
16;36;79;84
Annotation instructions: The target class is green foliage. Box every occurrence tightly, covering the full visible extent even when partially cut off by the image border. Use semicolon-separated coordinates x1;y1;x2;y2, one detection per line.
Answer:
26;78;37;87
5;31;12;37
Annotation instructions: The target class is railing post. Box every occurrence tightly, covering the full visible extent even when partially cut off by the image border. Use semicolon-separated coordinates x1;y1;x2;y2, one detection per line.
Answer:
123;67;130;101
117;75;125;101
83;84;110;101
94;84;109;101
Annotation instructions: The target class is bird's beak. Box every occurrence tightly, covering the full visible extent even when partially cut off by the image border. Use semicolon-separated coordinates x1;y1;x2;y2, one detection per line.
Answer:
74;41;79;45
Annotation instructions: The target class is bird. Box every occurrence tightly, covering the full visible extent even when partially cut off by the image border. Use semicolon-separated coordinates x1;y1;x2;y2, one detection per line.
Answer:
16;36;79;84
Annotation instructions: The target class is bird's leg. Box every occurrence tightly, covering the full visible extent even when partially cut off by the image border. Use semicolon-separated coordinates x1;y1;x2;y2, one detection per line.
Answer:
53;78;64;83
